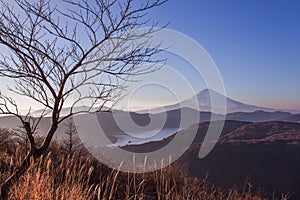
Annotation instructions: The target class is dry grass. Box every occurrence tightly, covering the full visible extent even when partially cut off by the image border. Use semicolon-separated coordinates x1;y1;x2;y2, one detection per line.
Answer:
0;151;271;200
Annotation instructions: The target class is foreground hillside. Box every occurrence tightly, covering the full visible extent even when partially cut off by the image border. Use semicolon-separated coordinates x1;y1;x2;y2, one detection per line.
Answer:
124;120;300;200
0;128;267;200
1;120;299;199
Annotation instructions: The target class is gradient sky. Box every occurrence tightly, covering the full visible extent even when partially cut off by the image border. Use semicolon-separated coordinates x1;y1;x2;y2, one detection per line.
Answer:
1;0;300;111
146;0;300;110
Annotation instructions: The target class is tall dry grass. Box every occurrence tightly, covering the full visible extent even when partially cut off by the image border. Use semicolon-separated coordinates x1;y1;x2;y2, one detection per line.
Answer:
0;151;270;200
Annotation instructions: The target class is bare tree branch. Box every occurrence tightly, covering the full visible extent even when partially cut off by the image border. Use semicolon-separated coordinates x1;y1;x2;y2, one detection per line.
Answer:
0;0;166;199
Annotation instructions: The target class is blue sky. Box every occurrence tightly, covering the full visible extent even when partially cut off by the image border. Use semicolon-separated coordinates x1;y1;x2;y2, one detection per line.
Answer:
146;0;300;110
1;0;300;111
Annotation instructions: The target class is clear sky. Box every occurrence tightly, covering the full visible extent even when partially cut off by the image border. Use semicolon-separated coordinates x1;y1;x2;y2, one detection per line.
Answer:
1;0;300;111
146;0;300;110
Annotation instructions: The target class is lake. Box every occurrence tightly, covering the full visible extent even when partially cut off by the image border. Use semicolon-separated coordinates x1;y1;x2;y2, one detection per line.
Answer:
108;128;179;147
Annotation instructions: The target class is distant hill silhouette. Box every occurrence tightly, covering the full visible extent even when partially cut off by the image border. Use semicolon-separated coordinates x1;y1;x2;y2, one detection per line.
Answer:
1;107;299;141
283;114;300;122
226;110;293;122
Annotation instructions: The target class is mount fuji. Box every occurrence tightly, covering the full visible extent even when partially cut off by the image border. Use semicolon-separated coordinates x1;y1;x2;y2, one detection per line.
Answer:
144;89;296;114
188;89;274;113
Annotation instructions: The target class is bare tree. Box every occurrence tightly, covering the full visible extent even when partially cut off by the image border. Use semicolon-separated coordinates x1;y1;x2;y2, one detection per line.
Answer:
0;0;166;199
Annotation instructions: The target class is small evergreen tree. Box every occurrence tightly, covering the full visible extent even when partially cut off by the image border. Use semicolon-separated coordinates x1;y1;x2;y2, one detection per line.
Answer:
61;118;86;157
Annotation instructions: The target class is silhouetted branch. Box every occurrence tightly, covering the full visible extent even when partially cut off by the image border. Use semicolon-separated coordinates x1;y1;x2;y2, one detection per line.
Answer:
0;0;166;199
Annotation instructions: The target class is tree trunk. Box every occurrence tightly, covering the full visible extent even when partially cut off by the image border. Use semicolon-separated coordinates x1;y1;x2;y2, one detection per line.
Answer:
0;187;8;200
0;123;58;200
0;151;34;200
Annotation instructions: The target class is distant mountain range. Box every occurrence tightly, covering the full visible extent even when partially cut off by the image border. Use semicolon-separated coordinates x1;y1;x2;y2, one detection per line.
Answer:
226;110;295;122
139;89;299;114
0;88;299;148
0;105;299;141
1;108;299;140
